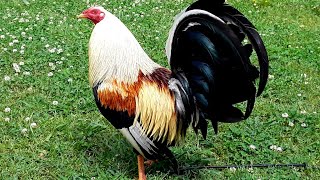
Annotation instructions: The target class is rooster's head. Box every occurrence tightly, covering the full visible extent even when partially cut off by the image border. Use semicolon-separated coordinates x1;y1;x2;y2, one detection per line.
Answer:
78;6;106;24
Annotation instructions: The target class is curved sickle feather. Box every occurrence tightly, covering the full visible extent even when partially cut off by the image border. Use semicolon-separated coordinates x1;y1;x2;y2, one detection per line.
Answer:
221;4;269;96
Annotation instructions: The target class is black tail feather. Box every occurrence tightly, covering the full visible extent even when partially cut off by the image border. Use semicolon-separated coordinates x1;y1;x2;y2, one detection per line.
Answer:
220;4;269;96
167;1;268;137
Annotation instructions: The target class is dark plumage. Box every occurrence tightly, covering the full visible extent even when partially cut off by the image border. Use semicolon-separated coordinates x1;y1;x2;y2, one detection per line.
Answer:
168;2;268;136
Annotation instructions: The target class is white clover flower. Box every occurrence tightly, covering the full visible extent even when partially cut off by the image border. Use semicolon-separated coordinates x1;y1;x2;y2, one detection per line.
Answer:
67;78;73;82
23;71;31;76
0;35;5;39
19;61;25;65
25;117;31;121
48;62;54;67
301;123;307;127
4;107;11;112
229;167;236;172
4;75;11;81
281;113;289;118
19;18;25;23
268;74;274;79
47;72;53;77
297;93;302;97
28;36;32;40
21;32;26;36
30;122;37;128
247;167;254;173
48;48;56;53
288;121;294;127
12;63;21;73
52;101;58;105
21;128;28;134
13;49;17;53
57;48;63;54
4;117;10;122
270;145;277;150
9;42;14;46
300;110;307;114
13;39;19;43
276;147;283;152
249;144;256;150
302;73;307;78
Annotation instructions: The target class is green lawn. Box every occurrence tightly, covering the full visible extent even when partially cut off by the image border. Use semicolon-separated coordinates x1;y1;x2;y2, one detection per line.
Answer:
0;0;319;179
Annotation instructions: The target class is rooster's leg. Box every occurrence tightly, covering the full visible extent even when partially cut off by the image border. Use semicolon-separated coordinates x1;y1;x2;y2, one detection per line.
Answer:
137;154;146;180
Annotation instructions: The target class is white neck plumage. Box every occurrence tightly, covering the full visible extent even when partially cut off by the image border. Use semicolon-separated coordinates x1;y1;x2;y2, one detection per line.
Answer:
88;10;160;87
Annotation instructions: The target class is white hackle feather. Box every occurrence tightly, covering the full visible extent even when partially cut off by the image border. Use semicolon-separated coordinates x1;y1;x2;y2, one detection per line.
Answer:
88;7;160;87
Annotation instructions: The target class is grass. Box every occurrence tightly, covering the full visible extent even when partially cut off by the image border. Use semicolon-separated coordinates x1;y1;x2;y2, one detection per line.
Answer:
0;0;319;179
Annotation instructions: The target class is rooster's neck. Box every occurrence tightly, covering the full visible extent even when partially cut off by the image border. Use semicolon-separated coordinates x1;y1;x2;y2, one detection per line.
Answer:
88;12;161;87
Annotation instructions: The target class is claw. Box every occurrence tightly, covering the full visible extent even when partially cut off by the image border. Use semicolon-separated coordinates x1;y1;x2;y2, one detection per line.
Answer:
144;159;158;167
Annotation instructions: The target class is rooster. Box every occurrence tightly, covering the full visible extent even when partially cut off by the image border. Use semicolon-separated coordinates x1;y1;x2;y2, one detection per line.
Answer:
78;0;268;179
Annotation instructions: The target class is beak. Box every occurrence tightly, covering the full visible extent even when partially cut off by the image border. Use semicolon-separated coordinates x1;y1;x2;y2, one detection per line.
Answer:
77;13;87;19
